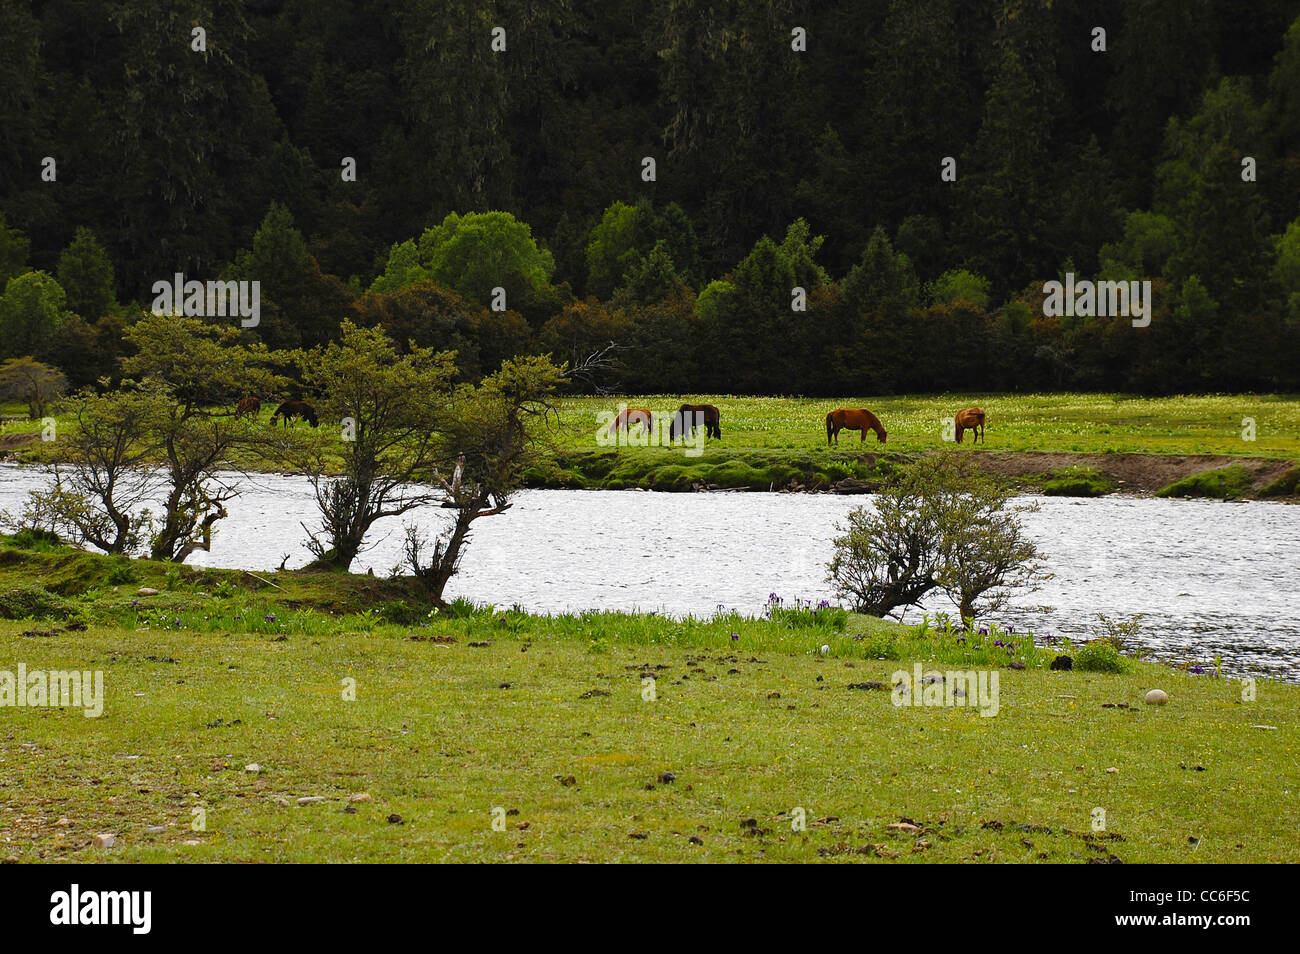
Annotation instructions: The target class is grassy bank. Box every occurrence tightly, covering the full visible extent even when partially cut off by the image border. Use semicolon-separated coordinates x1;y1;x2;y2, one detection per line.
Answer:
1;540;1297;863
6;393;1300;499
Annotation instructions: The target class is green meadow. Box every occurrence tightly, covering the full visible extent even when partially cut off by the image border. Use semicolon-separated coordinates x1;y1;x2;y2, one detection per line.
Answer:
1;541;1297;863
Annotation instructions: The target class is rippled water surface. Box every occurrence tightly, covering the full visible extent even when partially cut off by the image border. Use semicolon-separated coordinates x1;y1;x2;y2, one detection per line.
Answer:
2;464;1296;679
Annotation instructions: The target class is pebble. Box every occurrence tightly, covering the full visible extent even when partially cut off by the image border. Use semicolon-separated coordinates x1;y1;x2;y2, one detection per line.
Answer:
136;587;159;596
145;825;166;835
297;796;327;805
1144;689;1169;705
245;763;261;773
348;793;372;803
92;833;116;849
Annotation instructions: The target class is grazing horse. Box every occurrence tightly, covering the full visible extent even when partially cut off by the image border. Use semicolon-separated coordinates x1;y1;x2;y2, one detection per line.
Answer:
668;403;721;442
826;408;887;445
270;400;319;428
234;395;261;419
954;407;986;444
606;406;653;438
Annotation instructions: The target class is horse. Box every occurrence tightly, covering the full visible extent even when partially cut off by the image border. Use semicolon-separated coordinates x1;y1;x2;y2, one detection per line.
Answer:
826;408;887;445
668;403;721;442
954;407;986;444
270;399;319;428
606;407;653;438
234;395;261;419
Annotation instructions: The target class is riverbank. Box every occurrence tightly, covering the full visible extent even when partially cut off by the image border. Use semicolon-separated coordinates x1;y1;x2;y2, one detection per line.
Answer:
1;541;1297;862
5;392;1298;499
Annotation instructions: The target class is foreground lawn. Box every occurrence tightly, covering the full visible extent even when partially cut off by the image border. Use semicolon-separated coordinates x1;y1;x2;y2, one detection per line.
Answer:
3;612;1296;863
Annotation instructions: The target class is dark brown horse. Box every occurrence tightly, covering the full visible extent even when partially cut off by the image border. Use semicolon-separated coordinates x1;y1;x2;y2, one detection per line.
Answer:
954;407;986;444
606;406;653;438
826;408;887;444
270;400;319;428
669;403;721;441
234;395;261;419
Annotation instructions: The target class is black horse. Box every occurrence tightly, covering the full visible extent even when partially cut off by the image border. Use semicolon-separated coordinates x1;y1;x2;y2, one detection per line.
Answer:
270;399;319;428
668;403;721;442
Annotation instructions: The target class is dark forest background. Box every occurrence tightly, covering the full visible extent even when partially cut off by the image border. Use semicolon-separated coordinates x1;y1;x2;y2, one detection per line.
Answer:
4;0;1300;396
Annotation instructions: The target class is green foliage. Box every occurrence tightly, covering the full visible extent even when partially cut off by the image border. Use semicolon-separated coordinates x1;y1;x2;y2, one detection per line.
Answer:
1156;465;1253;500
56;227;116;321
1075;639;1131;674
1259;465;1300;498
1041;466;1115;497
0;271;72;360
372;212;554;311
0;584;73;620
928;269;992;309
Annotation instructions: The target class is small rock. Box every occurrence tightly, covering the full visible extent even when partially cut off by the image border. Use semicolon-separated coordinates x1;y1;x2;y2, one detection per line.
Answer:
145;825;166;835
56;817;70;826
92;833;116;849
348;793;372;803
1008;660;1026;670
276;798;290;808
244;763;261;773
387;813;404;824
182;839;200;846
297;796;327;805
1106;767;1119;774
1144;689;1169;706
136;587;159;597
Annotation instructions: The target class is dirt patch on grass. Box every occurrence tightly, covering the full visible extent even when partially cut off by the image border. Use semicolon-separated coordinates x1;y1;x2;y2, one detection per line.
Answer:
969;452;1298;496
0;431;39;453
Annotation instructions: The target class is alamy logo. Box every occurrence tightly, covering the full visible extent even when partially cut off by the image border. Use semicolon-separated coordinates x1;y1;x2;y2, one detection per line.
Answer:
1042;272;1151;327
0;664;103;717
891;663;999;717
50;884;151;934
151;273;260;327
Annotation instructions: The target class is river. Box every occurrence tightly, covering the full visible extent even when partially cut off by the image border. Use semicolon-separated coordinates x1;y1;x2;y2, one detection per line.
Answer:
1;464;1296;680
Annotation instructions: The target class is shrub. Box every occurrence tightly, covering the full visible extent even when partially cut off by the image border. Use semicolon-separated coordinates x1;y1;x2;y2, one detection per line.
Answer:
1075;639;1130;673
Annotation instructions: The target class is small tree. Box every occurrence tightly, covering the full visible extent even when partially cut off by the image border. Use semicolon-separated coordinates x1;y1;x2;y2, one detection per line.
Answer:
0;356;67;418
827;453;1045;623
936;463;1045;624
295;321;456;571
121;314;286;561
29;386;162;553
826;458;948;617
404;354;564;605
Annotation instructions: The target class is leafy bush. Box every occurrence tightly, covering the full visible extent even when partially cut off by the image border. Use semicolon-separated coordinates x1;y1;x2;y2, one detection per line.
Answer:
1075;639;1130;673
0;584;74;620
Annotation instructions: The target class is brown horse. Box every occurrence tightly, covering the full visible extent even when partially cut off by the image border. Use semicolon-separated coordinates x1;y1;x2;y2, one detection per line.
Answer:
271;400;319;428
669;403;721;441
954;407;986;444
235;395;261;419
606;406;653;438
826;408;887;444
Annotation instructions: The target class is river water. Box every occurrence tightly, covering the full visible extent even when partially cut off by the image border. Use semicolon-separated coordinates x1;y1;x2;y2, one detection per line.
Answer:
1;464;1296;680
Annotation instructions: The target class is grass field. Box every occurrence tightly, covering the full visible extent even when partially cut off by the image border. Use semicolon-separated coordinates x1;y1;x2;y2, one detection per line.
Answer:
5;392;1300;496
1;541;1297;863
552;392;1300;456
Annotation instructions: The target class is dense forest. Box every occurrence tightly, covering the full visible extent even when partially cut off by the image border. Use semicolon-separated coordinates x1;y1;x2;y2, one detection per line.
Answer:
3;0;1300;396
